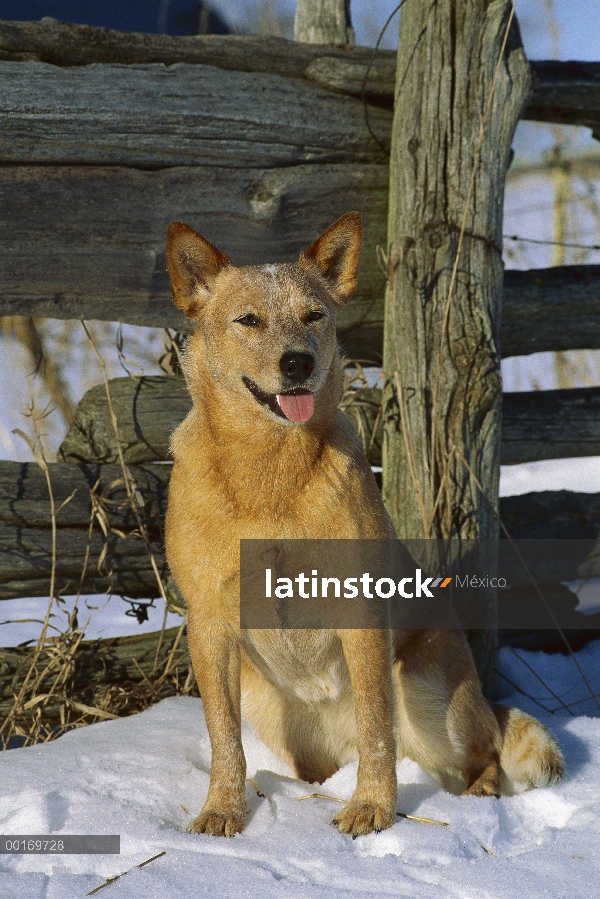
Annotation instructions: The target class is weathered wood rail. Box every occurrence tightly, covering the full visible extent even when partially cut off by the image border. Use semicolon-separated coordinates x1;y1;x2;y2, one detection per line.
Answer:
2;158;598;362
0;162;389;352
0;625;192;724
0;461;168;600
501;386;600;464
0;62;392;168
1;19;599;132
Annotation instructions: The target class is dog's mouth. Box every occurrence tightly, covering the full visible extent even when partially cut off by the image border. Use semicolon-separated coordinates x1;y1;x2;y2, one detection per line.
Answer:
243;377;315;423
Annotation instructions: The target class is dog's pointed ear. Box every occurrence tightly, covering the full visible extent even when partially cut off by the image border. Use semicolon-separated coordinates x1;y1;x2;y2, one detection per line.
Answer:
166;222;231;318
299;212;363;306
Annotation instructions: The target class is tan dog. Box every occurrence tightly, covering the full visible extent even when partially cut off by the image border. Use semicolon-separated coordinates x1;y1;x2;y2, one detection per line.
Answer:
165;213;563;838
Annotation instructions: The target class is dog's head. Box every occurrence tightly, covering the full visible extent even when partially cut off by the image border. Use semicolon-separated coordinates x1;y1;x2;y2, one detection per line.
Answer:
165;213;362;425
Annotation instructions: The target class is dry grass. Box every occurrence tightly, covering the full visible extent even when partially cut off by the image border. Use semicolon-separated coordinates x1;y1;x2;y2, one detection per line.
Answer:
0;327;197;750
340;363;383;463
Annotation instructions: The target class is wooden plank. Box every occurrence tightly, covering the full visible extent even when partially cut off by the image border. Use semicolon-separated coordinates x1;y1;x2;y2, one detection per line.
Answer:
1;163;599;358
306;57;600;134
500;489;600;539
0;55;595;177
503;265;600;356
58;377;192;464
0;60;391;169
0;20;597;131
0;520;164;601
523;61;600;136
502;387;600;464
0;461;169;530
57;377;383;465
0;17;392;95
0;163;388;338
343;265;600;359
2;458;600;600
0;461;169;600
58;377;600;468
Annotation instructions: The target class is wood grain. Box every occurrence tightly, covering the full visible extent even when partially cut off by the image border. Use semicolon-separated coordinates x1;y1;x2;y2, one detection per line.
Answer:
502;386;600;464
58;377;191;464
1;163;598;359
0;163;388;341
0;461;169;600
57;377;600;468
0;60;391;168
0;19;597;130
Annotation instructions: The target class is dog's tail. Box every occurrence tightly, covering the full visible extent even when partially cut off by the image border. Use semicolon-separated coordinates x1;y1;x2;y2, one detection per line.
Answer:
492;703;564;792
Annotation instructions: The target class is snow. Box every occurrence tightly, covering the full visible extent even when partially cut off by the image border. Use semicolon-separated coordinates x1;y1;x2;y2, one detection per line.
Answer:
499;456;600;497
496;640;600;718
0;594;184;648
0;640;598;899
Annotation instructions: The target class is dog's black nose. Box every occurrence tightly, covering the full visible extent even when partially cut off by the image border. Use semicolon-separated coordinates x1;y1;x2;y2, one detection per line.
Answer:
280;352;314;384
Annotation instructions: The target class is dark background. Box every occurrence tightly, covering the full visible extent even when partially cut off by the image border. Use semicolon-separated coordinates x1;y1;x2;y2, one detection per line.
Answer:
0;0;230;35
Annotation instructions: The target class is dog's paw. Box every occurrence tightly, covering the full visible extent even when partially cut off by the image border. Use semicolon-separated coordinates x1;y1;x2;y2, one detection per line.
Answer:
332;801;395;838
461;764;501;798
461;781;501;798
188;806;245;837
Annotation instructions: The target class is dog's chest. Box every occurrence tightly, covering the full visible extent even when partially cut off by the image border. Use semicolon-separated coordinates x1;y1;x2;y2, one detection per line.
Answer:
241;629;351;704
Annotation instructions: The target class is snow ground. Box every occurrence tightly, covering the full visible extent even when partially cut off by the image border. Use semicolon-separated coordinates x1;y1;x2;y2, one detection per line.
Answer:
0;593;183;648
0;641;598;899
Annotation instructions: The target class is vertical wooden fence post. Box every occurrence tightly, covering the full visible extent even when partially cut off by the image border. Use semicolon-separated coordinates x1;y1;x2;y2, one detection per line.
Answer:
382;1;531;694
294;0;355;45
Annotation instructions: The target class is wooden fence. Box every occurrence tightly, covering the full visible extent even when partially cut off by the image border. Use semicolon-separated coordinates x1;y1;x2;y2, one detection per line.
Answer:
1;17;600;617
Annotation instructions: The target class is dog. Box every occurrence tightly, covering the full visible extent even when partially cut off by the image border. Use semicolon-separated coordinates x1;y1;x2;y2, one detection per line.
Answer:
164;212;563;837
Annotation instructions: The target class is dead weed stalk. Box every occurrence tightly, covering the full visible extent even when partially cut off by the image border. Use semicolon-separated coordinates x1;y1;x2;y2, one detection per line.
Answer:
81;321;176;673
1;328;196;749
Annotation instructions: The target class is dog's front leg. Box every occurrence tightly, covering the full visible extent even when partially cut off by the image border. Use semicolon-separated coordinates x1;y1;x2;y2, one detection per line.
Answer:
188;616;247;836
333;629;397;837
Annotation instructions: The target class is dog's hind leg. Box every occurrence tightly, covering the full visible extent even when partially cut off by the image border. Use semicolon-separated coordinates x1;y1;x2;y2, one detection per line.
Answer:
392;630;502;796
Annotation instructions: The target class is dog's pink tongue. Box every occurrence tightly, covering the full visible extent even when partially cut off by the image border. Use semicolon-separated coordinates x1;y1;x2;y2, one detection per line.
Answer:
277;391;314;422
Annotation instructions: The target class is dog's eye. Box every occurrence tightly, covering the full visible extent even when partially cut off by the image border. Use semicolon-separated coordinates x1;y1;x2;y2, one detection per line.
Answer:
307;311;325;323
235;313;261;327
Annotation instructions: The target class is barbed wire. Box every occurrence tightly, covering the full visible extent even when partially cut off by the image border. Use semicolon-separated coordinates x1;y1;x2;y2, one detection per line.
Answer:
503;234;600;251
